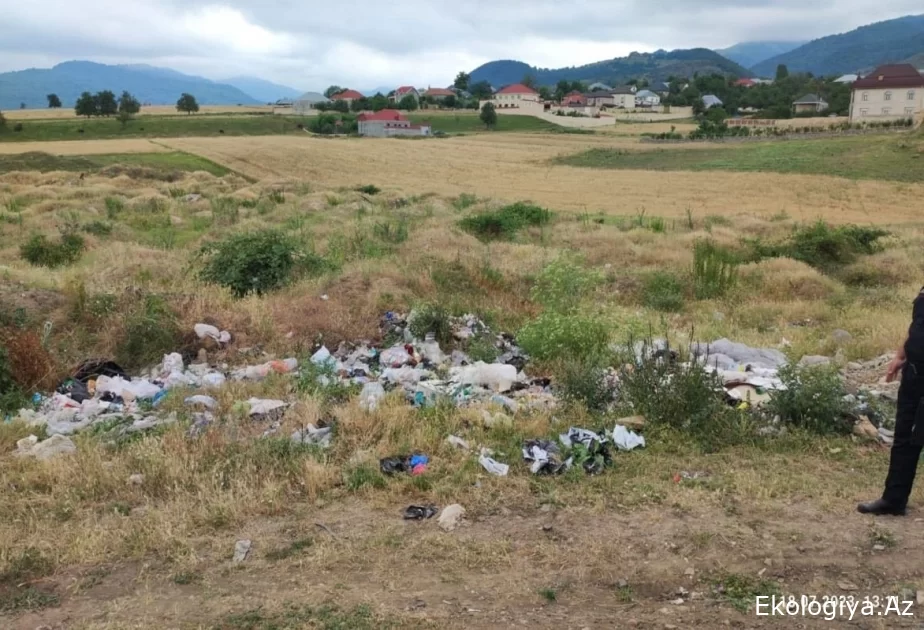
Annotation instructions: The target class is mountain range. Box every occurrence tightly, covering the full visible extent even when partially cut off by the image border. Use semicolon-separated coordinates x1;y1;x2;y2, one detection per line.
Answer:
750;14;924;77
469;49;748;88
0;61;304;110
715;41;806;69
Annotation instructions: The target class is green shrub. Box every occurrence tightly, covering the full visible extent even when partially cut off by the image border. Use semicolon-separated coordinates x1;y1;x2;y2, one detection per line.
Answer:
465;335;499;362
199;230;328;297
767;364;851;434
82;221;113;236
459;202;552;241
115;294;181;371
642;272;685;312
532;256;602;313
372;219;409;244
19;232;85;268
451;193;478;211
355;185;380;195
746;222;888;272
210;197;239;225
297;358;358;404
558;358;614;413
0;346;28;415
617;342;751;449
408;303;452;343
517;312;610;362
692;240;738;299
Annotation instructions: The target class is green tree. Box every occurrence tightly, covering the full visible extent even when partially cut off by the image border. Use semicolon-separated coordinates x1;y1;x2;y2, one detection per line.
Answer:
538;86;552;101
554;80;571;101
369;93;389;111
331;99;349;113
117;110;133;127
453;71;470;91
397;94;419;111
350;96;370;112
324;85;343;99
0;110;6;129
443;94;457;108
705;107;728;123
522;74;537;89
470;80;493;100
47;94;62;108
570;81;585;93
480;102;497;129
96;90;118;116
118;91;141;114
75;91;97;118
776;64;789;80
176;93;199;114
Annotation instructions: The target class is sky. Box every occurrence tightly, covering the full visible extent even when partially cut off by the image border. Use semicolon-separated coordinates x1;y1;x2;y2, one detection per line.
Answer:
1;1;921;91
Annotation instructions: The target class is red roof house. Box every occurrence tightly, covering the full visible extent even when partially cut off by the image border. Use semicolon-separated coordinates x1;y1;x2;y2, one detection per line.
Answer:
392;86;421;103
423;87;456;98
734;78;757;88
331;89;364;101
496;83;539;95
357;109;432;137
562;90;586;105
356;109;407;122
852;64;924;89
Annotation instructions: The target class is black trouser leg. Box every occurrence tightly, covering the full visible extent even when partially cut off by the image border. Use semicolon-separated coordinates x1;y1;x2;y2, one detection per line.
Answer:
883;365;924;507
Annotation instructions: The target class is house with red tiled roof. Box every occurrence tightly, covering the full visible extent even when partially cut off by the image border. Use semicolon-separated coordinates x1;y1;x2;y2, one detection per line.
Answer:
482;83;543;112
734;78;757;88
423;87;456;101
390;86;420;104
850;64;924;123
561;90;586;106
357;109;431;137
330;89;364;104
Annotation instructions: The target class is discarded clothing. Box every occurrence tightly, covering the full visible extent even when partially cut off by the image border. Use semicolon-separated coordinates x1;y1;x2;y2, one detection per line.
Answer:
380;456;410;475
403;504;438;520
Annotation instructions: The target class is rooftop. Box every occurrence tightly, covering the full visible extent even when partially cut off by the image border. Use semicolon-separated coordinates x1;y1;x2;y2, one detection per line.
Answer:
853;64;924;89
357;109;407;122
496;83;538;95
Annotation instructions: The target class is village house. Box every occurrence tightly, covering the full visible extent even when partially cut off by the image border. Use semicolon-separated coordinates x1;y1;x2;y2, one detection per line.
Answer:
792;93;829;114
292;92;328;113
850;64;924;122
391;86;420;104
702;94;724;109
561;90;586;106
357;109;431;137
422;87;456;102
734;78;757;88
635;89;661;107
329;89;364;105
584;86;637;109
491;83;541;108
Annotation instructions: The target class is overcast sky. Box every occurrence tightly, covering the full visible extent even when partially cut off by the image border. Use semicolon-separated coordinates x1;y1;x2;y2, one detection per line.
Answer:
1;1;920;91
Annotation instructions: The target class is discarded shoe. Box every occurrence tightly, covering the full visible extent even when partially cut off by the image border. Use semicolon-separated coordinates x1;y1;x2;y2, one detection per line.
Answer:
857;499;906;516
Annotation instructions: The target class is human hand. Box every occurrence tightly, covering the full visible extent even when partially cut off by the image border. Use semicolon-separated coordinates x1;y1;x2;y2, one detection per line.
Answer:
886;356;906;383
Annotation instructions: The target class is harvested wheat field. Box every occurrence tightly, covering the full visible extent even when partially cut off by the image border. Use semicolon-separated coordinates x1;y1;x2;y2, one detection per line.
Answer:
162;132;924;224
0;139;168;155
2;126;924;629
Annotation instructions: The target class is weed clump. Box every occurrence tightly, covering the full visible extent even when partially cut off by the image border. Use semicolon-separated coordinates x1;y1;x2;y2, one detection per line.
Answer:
355;184;380;195
692;240;738;299
0;346;29;415
19;232;85;268
768;364;852;434
642;272;685;312
517;312;609;362
115;294;182;371
532;256;602;313
408;303;452;344
459;201;551;241
747;221;888;272
199;230;329;297
558;358;615;413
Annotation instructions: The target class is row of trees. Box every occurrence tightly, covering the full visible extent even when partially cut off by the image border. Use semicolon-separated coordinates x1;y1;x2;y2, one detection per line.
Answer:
74;90;141;118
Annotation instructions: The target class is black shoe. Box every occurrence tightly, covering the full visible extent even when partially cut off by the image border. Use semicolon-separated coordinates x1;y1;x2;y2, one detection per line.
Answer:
857;499;906;516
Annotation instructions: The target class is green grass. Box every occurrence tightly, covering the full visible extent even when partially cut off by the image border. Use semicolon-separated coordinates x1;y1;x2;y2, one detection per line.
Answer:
407;113;557;133
217;603;393;630
554;135;924;183
0;151;230;176
0;114;318;142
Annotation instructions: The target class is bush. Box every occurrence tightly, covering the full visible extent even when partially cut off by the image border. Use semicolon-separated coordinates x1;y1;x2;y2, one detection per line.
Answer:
617;342;752;449
115;294;182;371
104;197;124;219
767;364;851;434
692;240;738;299
642;272;685;312
408;303;452;343
199;230;329;297
355;185;380;195
459;202;552;241
517;312;610;362
451;193;478;211
746;222;888;272
372;219;409;244
531;256;602;314
19;232;85;268
0;345;29;415
82;221;113;236
558;358;615;413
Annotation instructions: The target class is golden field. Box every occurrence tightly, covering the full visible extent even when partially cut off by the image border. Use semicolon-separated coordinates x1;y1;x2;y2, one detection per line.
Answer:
4;105;276;119
1;122;924;628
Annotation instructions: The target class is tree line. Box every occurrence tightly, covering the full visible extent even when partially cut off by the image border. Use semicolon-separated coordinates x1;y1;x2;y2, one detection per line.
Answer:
33;91;202;119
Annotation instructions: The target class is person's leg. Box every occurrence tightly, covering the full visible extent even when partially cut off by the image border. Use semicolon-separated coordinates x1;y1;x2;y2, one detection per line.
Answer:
860;365;924;514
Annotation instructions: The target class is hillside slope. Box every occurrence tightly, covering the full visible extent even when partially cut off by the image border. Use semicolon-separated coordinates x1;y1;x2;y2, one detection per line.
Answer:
221;77;304;103
470;49;748;87
751;15;924;77
716;41;806;68
0;61;260;109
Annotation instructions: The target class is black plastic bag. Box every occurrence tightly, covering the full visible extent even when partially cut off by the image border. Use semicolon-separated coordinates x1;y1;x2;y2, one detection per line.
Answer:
403;504;438;520
380;456;409;475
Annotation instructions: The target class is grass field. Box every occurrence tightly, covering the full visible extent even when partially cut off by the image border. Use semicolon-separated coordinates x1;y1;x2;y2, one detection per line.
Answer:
4;105;276;119
556;134;924;183
0;112;557;143
3;126;924;628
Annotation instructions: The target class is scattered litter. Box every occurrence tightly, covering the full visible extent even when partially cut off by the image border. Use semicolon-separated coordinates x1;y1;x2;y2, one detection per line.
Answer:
403;504;438;520
447;435;470;451
247;398;287;420
559;427;611;474
450;362;517;392
185;395;218;410
615;415;646;429
853;416;879;440
478;450;509;476
232;539;252;563
310;346;333;366
359;382;386;411
613;424;646;451
232;358;298;381
15;434;77;460
380;456;409;475
290;425;332;448
673;471;711;484
522;439;569;475
438;504;466;531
